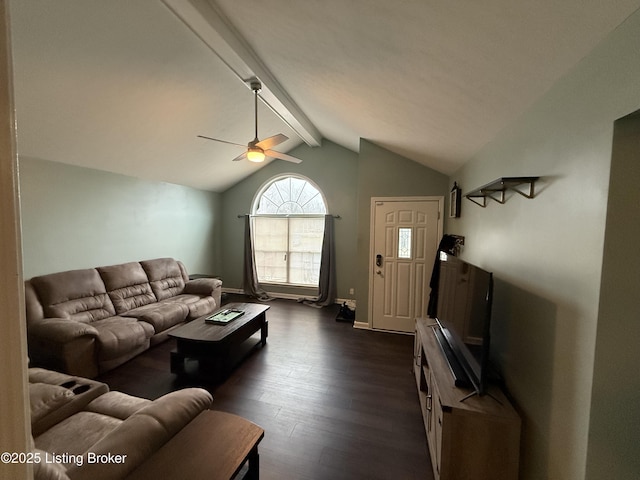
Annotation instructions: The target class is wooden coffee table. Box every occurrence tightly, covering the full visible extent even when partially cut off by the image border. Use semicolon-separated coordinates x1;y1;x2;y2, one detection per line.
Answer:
170;302;269;380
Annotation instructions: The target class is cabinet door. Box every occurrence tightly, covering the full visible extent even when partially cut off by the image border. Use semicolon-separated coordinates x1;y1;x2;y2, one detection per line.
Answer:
432;380;444;478
427;371;442;479
413;326;422;384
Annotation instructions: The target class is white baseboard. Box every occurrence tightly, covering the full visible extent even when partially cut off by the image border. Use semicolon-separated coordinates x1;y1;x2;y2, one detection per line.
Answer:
353;321;370;330
222;287;356;307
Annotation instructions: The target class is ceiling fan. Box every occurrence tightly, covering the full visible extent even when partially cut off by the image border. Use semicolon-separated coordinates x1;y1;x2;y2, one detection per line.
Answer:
198;79;302;164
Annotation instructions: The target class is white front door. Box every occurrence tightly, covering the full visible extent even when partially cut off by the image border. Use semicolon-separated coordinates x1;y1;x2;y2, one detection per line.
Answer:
370;197;443;333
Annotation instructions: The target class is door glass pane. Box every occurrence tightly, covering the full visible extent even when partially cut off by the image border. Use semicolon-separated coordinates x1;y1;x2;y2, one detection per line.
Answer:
398;227;412;259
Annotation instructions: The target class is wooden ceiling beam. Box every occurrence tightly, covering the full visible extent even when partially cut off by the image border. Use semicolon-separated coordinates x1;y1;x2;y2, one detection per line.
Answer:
163;0;322;147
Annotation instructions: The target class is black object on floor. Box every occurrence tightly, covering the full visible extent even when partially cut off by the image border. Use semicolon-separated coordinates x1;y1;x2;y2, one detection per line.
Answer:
336;302;355;322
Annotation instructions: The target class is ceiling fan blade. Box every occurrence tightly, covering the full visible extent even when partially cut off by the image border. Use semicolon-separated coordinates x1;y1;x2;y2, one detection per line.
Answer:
197;135;245;148
232;151;248;162
265;149;302;164
256;133;288;150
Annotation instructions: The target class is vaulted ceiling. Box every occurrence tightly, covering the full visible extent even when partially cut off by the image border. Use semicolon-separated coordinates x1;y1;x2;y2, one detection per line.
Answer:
9;0;640;191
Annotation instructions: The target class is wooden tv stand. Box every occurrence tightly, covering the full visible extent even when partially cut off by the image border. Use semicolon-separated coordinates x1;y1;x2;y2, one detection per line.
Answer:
414;318;521;480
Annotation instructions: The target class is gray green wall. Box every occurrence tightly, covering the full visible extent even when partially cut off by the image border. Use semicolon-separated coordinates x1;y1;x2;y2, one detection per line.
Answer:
19;157;221;278
446;9;640;480
14;10;640;478
218;138;449;306
355;139;449;324
586;111;640;480
219;140;359;299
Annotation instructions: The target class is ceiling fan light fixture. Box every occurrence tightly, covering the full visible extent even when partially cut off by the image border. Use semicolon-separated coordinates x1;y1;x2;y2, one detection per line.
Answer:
198;78;302;164
247;147;265;163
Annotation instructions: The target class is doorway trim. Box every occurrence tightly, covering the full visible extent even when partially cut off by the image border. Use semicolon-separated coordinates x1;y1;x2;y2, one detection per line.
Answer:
0;1;32;478
364;196;444;332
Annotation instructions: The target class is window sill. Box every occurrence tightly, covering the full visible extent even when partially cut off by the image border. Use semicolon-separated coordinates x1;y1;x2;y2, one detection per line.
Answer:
260;282;318;289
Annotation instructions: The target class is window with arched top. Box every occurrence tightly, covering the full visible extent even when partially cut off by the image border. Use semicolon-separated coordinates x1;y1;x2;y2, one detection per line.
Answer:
251;175;327;287
253;175;327;215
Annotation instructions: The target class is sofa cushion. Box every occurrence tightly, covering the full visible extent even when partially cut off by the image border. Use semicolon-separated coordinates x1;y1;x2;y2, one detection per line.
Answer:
91;317;154;361
165;294;217;320
124;301;189;333
140;258;186;301
34;411;123;458
30;269;116;323
97;262;157;315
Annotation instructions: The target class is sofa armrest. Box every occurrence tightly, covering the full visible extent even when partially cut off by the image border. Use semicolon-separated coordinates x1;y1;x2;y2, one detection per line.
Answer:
29;368;109;436
184;278;222;310
29;318;98;343
28;320;100;378
67;388;213;480
183;277;222;296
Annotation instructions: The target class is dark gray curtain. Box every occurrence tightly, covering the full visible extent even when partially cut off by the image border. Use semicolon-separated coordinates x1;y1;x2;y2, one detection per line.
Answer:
242;215;271;301
300;214;336;308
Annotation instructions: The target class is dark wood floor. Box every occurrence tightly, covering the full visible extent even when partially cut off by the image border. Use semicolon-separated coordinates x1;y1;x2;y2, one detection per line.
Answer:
97;295;433;480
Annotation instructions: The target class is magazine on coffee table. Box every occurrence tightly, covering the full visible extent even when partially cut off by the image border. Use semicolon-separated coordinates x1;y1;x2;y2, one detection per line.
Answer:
205;308;245;324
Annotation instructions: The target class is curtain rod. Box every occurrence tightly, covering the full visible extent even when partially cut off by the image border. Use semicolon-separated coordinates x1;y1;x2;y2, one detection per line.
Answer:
237;214;340;218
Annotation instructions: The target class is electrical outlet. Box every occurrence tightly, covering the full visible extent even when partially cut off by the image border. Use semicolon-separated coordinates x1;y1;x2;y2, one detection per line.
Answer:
349;288;355;295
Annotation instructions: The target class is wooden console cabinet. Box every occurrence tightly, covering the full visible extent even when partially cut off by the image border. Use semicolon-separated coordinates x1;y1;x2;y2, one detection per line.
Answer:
414;318;521;480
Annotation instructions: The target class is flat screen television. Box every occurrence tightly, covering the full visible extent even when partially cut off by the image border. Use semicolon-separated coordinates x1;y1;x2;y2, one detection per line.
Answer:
432;252;494;396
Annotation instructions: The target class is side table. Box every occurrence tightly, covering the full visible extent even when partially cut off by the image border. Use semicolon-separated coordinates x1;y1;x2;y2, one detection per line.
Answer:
126;410;264;479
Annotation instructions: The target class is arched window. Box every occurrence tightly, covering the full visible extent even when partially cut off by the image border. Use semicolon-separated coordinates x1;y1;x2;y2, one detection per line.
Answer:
251;175;327;286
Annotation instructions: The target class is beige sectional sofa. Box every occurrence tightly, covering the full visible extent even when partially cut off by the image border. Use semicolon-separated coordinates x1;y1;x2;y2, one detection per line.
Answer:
29;367;213;480
25;258;222;378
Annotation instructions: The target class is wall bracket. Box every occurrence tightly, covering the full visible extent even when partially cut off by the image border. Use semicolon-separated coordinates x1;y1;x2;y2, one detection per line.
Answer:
465;177;539;207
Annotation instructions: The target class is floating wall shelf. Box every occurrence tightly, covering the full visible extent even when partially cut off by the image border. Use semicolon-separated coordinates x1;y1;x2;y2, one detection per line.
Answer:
465;176;539;207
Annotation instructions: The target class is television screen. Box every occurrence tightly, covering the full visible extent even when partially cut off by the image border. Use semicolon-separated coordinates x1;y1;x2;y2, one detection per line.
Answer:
434;252;493;395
